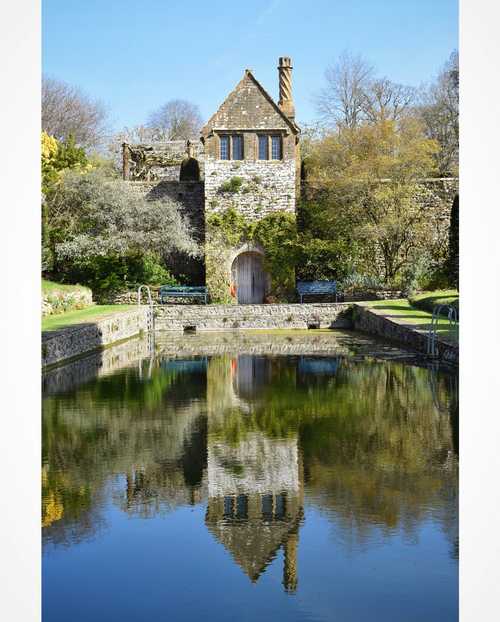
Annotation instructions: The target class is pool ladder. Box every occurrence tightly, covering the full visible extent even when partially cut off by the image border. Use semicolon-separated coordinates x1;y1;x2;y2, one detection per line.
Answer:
137;285;155;333
426;304;458;357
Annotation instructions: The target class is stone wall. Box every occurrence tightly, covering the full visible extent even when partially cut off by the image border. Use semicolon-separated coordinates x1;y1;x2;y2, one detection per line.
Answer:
154;303;351;331
204;159;296;220
302;177;458;249
414;178;459;250
42;308;150;368
353;304;458;365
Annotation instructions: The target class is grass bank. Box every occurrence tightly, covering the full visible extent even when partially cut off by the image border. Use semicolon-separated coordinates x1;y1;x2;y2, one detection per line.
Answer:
42;305;135;332
408;290;459;315
362;299;458;343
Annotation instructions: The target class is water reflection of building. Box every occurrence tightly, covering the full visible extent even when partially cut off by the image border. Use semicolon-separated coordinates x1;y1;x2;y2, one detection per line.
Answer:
205;355;304;592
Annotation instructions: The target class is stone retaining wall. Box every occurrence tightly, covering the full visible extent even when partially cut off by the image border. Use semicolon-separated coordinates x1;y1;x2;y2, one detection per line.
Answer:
353;304;459;365
154;303;352;331
42;308;150;368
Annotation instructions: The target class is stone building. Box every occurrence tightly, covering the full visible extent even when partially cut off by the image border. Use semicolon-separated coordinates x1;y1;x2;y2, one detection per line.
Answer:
122;57;301;304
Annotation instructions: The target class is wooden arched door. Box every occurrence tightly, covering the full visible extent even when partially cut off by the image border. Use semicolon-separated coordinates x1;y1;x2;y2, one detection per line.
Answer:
232;252;266;304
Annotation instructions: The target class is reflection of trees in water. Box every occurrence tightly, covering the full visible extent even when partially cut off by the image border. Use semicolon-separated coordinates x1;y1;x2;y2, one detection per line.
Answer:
298;362;458;552
429;367;458;455
43;350;458;564
42;361;208;544
207;355;458;552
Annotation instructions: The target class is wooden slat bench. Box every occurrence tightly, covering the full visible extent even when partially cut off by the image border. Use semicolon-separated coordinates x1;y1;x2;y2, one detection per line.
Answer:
159;286;208;304
296;280;343;303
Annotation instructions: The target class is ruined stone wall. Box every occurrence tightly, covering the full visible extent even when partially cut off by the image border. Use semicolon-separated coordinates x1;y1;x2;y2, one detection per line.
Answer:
124;140;205;181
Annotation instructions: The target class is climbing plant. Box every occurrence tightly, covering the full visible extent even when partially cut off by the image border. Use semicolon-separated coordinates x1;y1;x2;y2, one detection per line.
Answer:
206;207;297;302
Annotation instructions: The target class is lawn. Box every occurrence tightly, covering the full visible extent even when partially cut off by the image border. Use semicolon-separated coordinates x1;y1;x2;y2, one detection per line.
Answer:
42;305;135;332
408;289;459;315
362;298;458;343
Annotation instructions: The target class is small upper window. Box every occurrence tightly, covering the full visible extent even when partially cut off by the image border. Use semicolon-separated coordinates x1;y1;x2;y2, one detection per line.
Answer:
220;135;230;160
258;135;268;160
232;135;243;160
271;135;282;160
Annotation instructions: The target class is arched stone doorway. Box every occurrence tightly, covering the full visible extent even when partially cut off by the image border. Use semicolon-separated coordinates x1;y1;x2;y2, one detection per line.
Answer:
231;251;267;304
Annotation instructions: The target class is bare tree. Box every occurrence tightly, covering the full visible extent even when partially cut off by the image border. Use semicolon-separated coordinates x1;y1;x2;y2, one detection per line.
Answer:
147;99;203;140
315;52;374;128
361;78;417;123
42;76;108;149
419;50;459;175
114;125;167;145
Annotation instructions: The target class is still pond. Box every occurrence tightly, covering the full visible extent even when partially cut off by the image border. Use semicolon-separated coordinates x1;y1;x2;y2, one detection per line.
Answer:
42;331;458;622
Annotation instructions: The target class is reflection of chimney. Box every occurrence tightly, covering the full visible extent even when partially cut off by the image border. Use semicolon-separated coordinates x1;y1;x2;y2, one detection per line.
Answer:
278;57;295;121
283;530;298;593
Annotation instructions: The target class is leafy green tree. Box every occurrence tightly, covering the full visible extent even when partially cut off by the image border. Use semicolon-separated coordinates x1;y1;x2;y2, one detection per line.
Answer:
303;118;440;286
42;132;92;272
42;131;91;196
46;169;199;293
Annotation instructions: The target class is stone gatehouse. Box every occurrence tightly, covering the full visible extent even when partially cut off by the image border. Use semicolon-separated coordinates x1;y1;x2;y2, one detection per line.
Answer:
122;57;458;304
123;57;300;304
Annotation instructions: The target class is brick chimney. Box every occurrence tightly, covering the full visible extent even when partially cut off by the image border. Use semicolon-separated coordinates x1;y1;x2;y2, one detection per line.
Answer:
278;57;295;121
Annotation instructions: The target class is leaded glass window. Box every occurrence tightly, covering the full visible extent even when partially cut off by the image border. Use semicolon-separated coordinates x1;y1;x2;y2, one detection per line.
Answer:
220;135;230;160
258;135;268;160
232;135;243;160
271;135;282;160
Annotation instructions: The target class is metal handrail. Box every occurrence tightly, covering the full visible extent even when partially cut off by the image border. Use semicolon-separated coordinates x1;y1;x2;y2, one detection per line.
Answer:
137;285;155;333
137;284;153;307
427;304;458;356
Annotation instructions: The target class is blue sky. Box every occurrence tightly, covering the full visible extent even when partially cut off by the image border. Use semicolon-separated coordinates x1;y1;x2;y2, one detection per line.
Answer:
42;0;458;131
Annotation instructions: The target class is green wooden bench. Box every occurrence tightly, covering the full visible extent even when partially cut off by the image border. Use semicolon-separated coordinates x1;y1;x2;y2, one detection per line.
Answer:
159;285;208;304
297;280;343;303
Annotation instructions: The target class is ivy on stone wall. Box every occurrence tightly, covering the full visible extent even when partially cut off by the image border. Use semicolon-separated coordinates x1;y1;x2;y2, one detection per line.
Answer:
206;207;297;303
